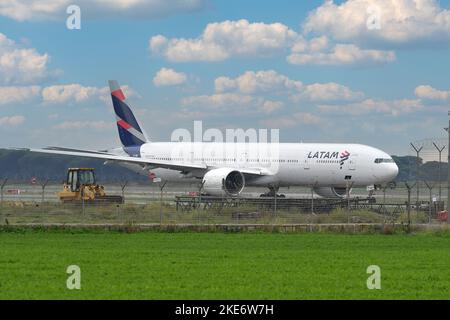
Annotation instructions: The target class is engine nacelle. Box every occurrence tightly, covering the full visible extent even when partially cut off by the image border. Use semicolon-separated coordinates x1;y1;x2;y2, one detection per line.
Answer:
313;187;350;198
202;168;245;197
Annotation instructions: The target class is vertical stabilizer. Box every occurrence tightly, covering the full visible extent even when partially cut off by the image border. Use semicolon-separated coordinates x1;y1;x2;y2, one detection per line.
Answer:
108;80;149;148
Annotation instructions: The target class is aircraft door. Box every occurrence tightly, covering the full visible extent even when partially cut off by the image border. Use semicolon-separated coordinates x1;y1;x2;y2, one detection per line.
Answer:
303;153;310;170
239;151;248;167
348;154;357;171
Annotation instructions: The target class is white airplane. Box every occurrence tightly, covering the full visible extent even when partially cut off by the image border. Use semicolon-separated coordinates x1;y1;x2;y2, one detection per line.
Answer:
27;80;399;198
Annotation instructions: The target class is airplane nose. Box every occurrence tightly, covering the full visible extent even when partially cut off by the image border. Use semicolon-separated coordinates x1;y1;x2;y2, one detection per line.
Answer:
390;163;399;179
375;163;399;182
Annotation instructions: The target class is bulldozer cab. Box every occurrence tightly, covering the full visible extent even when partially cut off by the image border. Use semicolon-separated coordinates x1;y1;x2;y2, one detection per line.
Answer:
66;168;96;192
59;168;122;204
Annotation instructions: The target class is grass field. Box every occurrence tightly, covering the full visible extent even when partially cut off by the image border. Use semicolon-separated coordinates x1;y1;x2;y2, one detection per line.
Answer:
0;230;449;300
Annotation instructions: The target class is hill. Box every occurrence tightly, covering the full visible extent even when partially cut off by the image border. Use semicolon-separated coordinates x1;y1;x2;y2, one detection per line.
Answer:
0;149;147;183
392;155;448;182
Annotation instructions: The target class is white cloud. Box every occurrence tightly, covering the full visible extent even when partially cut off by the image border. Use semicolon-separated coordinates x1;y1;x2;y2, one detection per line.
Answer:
288;43;396;66
261;112;321;128
182;93;258;109
149;15;406;66
213;70;363;102
181;93;283;115
42;83;139;105
150;19;298;62
0;82;138;107
0;86;41;105
181;70;368;121
150;35;227;62
153;68;187;87
415;85;450;100
0;115;25;126
53;120;111;131
0;0;207;21
303;0;450;47
215;70;302;94
318;98;423;116
42;84;104;104
0;33;54;84
260;100;283;114
293;82;365;102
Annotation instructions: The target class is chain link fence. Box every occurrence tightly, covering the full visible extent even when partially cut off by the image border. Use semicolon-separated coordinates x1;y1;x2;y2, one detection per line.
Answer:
0;181;448;227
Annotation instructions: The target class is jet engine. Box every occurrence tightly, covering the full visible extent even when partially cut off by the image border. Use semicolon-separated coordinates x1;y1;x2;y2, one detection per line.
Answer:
202;168;245;197
313;187;350;198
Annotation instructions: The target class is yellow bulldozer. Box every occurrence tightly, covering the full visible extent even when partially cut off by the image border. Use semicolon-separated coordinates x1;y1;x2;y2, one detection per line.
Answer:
58;168;123;204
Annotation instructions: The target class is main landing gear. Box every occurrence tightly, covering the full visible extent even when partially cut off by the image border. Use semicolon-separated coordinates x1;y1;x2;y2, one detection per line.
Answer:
260;186;286;198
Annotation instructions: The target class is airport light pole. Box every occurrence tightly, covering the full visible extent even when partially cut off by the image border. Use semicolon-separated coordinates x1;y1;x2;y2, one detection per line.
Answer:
433;142;445;203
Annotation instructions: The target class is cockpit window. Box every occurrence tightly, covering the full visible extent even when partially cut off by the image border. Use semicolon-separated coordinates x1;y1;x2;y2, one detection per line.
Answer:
375;158;395;164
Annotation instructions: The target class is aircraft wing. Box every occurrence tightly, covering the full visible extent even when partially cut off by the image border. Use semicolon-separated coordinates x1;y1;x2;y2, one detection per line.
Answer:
24;147;208;172
38;146;116;155
238;168;274;176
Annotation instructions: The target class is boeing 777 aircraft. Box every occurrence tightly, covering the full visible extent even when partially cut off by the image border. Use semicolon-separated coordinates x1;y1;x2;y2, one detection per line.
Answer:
27;81;399;198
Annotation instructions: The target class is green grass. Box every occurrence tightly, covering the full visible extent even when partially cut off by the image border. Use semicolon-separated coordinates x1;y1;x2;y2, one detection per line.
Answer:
0;230;449;300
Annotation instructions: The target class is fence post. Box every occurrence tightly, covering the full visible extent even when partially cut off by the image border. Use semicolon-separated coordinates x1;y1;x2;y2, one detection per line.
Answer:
346;181;354;224
274;192;277;218
433;142;445;202
269;184;279;219
198;181;205;224
41;179;49;204
406;184;411;232
81;186;85;218
121;180;128;204
159;181;167;226
1;178;8;206
405;182;416;233
424;182;434;224
0;178;7;224
410;143;423;212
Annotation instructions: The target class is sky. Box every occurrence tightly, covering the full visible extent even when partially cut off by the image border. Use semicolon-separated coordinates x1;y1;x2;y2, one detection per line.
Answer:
1;0;450;156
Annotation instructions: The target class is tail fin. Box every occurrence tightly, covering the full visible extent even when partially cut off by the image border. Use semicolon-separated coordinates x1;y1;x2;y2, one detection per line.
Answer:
109;80;149;148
